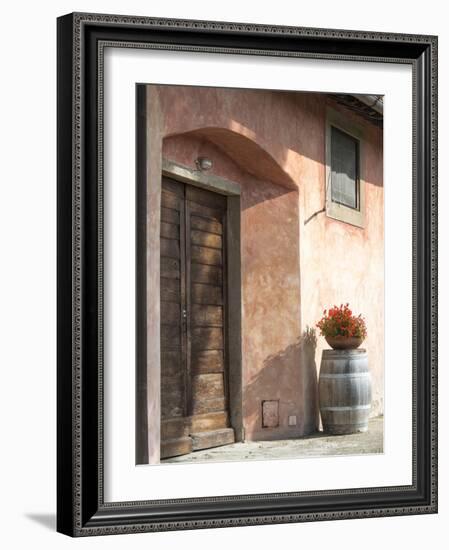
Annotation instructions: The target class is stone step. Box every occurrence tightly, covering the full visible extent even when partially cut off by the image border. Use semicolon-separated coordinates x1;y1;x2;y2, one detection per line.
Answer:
190;428;235;451
161;436;192;459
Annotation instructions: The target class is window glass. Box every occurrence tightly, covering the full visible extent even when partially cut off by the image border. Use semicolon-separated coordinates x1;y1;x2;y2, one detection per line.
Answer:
331;126;359;209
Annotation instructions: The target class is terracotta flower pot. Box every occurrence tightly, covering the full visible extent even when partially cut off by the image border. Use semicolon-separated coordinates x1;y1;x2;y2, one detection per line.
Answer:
325;335;363;350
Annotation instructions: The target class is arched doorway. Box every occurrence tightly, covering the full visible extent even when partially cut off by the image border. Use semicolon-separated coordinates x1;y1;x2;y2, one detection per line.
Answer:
158;129;301;458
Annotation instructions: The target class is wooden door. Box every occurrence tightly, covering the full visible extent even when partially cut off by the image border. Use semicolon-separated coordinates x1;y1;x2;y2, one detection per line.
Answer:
160;177;235;459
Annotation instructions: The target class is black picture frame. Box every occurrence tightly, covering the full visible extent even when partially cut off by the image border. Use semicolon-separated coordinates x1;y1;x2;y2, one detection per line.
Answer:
57;12;438;536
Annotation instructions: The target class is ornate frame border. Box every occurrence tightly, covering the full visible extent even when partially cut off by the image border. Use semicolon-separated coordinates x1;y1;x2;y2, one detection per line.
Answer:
57;12;437;536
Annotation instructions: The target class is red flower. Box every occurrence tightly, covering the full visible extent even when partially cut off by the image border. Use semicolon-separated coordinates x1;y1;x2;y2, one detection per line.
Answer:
316;304;367;339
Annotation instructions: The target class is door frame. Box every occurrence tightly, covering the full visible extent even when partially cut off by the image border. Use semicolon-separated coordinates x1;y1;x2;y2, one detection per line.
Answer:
161;159;243;443
135;148;243;465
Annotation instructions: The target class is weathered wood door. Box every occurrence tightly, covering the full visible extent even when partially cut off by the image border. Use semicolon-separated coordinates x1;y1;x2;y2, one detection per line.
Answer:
160;176;235;458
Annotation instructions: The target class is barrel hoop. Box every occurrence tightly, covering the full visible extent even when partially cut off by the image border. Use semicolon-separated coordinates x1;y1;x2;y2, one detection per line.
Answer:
322;350;367;357
320;372;371;379
320;405;371;411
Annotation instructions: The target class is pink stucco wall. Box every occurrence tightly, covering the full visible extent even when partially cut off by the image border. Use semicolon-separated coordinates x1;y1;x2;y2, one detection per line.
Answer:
150;84;384;441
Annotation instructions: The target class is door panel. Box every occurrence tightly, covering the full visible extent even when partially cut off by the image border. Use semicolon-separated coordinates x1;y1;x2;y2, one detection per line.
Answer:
160;238;180;259
191;245;222;266
190;230;223;249
191;283;223;305
191;304;223;326
190;349;224;374
191;373;225;400
160;351;182;377
191;327;224;350
160;178;186;430
161;206;180;224
160;177;234;459
190;215;223;235
190;264;223;285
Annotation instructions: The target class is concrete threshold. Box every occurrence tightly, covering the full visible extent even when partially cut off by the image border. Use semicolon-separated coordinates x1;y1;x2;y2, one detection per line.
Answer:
162;416;384;464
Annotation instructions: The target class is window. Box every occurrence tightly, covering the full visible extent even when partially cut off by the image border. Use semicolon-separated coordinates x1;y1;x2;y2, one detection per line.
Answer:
330;126;359;209
326;108;365;228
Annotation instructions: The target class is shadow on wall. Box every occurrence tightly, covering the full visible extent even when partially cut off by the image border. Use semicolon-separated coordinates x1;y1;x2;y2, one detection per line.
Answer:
163;129;297;198
155;85;383;188
301;327;320;434
243;328;319;440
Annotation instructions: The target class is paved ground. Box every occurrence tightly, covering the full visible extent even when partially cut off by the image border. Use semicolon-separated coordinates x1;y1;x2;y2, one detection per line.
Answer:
163;416;383;464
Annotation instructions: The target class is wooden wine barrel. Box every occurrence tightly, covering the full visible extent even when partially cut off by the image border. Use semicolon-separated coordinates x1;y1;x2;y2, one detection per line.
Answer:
319;349;371;435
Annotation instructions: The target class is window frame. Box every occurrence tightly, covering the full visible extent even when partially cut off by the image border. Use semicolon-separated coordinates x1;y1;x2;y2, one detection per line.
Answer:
325;107;366;228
